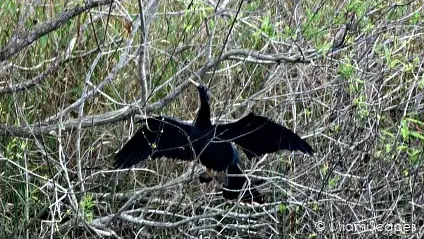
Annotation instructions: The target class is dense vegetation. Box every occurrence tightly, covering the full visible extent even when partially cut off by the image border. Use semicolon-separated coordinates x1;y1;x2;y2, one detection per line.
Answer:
0;0;423;238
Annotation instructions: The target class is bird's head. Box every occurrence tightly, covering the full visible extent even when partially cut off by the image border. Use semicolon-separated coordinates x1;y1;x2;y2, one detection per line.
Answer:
196;84;209;102
189;79;209;102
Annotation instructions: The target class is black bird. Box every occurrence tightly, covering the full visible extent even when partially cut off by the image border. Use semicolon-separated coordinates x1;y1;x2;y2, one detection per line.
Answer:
115;80;314;203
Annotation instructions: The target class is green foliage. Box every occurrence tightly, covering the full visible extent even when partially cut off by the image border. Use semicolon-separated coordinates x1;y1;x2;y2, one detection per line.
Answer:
182;0;209;33
377;116;424;165
278;203;289;214
5;137;27;161
353;95;369;120
321;162;329;176
246;1;260;12
328;175;339;189
409;11;420;25
309;200;319;211
399;117;424;165
260;16;276;38
339;61;355;79
251;15;279;47
80;194;94;222
302;8;323;43
387;5;408;21
283;25;294;39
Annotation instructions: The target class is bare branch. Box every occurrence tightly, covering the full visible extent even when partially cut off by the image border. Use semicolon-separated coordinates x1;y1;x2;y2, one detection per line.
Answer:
0;0;117;62
0;46;317;138
137;0;149;103
0;42;114;95
0;55;62;94
0;78;193;137
220;49;311;64
43;18;142;123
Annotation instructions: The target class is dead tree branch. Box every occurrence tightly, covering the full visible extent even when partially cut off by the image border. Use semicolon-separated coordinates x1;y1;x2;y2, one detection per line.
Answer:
0;46;317;138
0;0;118;62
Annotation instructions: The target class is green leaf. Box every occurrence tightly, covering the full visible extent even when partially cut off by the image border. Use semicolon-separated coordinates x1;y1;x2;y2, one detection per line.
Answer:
279;203;288;213
328;177;338;188
410;131;424;141
401;119;409;140
402;169;409;177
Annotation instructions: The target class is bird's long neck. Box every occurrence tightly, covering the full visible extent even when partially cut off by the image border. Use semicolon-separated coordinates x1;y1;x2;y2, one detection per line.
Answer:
194;97;212;128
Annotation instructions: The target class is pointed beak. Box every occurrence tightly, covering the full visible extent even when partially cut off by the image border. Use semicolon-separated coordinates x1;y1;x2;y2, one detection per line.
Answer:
188;79;200;87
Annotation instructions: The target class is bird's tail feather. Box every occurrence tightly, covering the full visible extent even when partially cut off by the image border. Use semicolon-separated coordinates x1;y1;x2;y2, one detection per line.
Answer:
295;136;314;156
222;164;264;204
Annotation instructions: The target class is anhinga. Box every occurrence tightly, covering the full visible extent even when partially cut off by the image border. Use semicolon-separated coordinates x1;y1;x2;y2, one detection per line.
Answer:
115;80;314;203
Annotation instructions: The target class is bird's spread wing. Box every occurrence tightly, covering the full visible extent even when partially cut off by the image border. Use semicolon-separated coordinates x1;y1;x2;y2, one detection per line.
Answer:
115;116;194;168
216;112;314;159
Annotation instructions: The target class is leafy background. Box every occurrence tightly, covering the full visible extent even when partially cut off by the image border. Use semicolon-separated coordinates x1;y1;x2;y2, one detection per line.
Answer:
0;0;423;238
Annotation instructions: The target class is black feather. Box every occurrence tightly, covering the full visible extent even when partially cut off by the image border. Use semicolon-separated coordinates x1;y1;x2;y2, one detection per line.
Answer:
115;116;194;169
217;112;314;159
